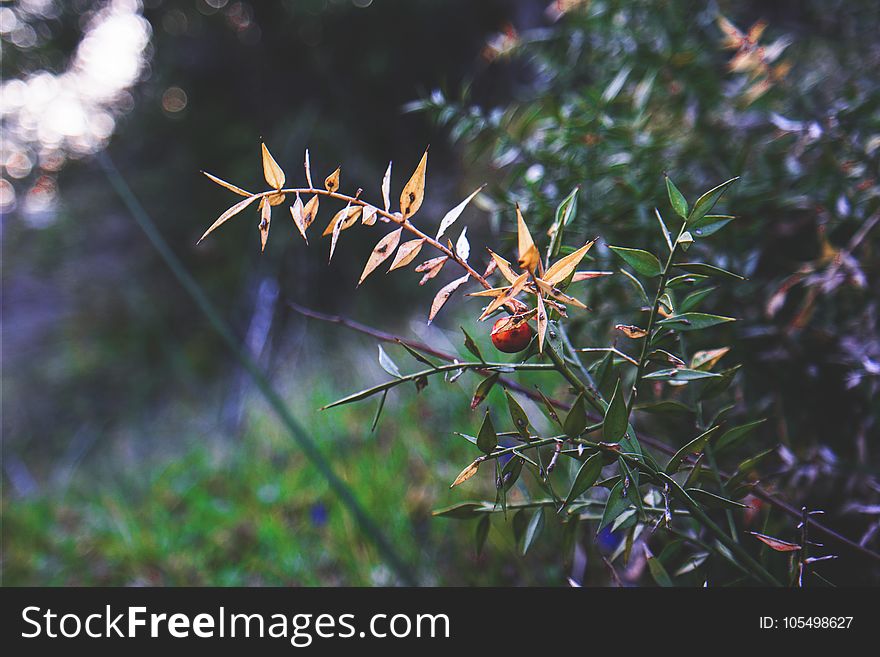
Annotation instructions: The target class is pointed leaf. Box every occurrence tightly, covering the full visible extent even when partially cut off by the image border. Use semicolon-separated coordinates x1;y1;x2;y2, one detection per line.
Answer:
302;195;319;230
563;452;603;508
432;502;485;519
505;390;530;439
416;256;448;286
535;292;548;352
290;194;308;243
715;419;766;455
645;545;674;587
359;228;403;286
304;149;313;189
198;194;260;244
599;479;636;531
377;344;402;379
516;205;540;272
691;347;730;371
476;410;497;453
400;149;428;219
381;161;392;212
455;226;471;261
608;246;663;277
657;313;736;331
478;272;528;320
428;274;470;324
388;238;425;271
665;426;719;474
750;532;801;552
259;196;272;252
460;326;484;362
643;368;721;381
680;286;717;312
690;214;735;237
686;488;749;510
655;208;674;252
522;508;545;555
688;177;739;224
603;380;627;442
202;171;251;197
436;185;485;241
615;324;647;339
665;176;688;219
471;373;500;411
450;460;481;488
324;167;341;193
261;142;285;190
563;392;587;439
675;262;745;281
475;514;490;556
544;240;596;286
361;205;378;226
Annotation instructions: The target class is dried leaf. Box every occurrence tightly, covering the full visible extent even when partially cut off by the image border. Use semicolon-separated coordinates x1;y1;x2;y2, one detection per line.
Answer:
516;205;540;272
486;249;519;284
450;460;480;488
361;205;378;226
417;257;448;285
381;161;392;212
324;167;341;193
536;292;548;353
415;256;448;273
261;142;285;190
201;171;251;197
388;238;425;272
691;347;730;371
544;240;596;285
322;205;362;236
750;532;801;552
467;286;508;298
267;192;286;206
259;196;272;252
455;227;471;262
197;194;260;244
435;185;486;241
329;202;351;262
532;278;588;310
358;228;403;286
302;195;319;230
428;274;470;324
572;271;614;282
304;149;313;189
289;193;308;243
400;148;428;220
615;324;648;339
479;272;528;320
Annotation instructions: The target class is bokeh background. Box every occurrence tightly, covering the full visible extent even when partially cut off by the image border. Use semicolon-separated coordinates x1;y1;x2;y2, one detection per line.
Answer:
2;0;878;586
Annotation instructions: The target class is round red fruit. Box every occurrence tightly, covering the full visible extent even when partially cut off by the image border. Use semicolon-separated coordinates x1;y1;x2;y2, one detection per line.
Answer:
491;316;533;353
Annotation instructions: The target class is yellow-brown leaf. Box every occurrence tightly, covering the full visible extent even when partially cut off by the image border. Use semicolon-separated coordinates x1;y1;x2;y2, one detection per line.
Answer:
302;195;319;230
544;239;595;285
516;204;540;272
450;459;480;488
388;238;425;272
322;205;362;237
536;292;548;352
261;142;285;190
304;149;313;189
486;249;519;284
400;148;428;220
324;167;341;193
572;270;614;282
615;324;648;339
428;274;469;324
197;193;260;244
691;347;730;371
361;205;378;226
381;161;392;212
201;171;251;197
259;196;272;252
358;228;403;286
479;272;528;320
290;194;308;243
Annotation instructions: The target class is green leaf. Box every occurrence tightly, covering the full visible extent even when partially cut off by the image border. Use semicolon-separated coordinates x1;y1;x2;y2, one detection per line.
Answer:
562;452;604;509
675;262;745;282
645;546;674;587
680;287;717;313
665;426;720;474
512;509;528;544
608;246;663;277
619;268;649;303
666;273;709;288
715;419;766;455
460;326;484;362
699;364;741;400
499;456;524;492
475;514;490;556
657;312;735;331
476;410;497;454
690;214;734;237
635;400;694;415
549;187;579;259
534;386;562;427
471;372;500;410
396;341;436;368
686;488;749;510
505;390;531;440
727;447;776;489
599;480;636;531
603;380;627;442
377;344;402;378
563;392;588;439
643;368;721;381
665;176;688;219
432;502;486;519
371;389;388;432
522;508;545;555
687;177;739;224
677;231;693;251
655;208;674;252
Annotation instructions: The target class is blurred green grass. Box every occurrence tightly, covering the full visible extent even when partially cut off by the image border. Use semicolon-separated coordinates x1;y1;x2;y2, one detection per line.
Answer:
2;336;568;586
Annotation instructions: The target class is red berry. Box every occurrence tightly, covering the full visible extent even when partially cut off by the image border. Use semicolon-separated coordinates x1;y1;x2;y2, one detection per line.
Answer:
491;316;533;353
